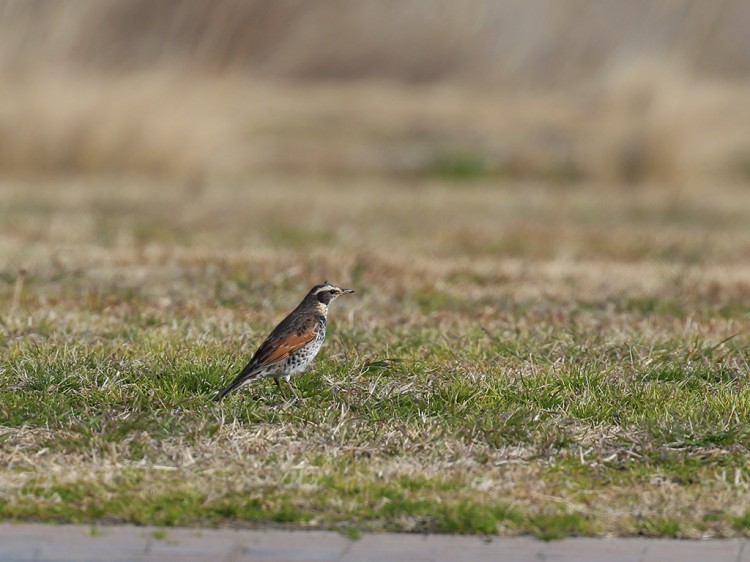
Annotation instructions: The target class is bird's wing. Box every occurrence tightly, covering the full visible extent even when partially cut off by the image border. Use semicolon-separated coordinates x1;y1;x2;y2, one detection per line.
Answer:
240;314;317;374
253;330;316;366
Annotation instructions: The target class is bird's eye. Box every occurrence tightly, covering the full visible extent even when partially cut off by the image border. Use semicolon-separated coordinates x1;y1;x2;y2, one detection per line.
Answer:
329;289;337;294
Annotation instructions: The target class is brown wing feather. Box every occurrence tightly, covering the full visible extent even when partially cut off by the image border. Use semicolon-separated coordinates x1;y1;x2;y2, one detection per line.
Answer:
240;313;317;372
255;330;315;365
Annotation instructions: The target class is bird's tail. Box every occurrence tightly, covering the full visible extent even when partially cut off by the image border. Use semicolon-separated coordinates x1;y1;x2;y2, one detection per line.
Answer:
212;369;263;402
212;379;242;402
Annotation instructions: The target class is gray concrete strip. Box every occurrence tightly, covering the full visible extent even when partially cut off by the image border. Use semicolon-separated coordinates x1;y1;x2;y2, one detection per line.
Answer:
637;538;744;562
344;534;746;562
0;523;747;562
0;524;351;562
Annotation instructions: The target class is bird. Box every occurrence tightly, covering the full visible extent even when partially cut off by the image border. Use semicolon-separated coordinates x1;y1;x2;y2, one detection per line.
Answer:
213;282;354;401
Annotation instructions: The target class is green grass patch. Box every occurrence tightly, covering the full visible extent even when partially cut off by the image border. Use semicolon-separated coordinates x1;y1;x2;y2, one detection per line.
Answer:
637;517;682;538
529;513;594;541
435;503;522;535
427;152;490;181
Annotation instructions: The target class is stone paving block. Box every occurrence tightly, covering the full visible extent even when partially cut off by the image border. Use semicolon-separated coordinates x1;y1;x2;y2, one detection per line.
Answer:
136;528;351;562
0;525;350;562
344;535;639;562
637;538;744;562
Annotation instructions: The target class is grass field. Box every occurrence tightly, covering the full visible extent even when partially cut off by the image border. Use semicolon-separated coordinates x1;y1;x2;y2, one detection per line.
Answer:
2;174;750;539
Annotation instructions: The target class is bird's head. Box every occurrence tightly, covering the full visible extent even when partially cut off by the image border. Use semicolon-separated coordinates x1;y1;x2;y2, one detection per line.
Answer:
308;282;354;307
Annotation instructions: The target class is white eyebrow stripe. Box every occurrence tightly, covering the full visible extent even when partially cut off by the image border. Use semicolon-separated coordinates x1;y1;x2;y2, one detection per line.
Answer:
313;285;338;294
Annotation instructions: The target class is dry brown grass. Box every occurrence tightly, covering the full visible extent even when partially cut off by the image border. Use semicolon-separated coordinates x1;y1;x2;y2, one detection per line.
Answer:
2;1;750;85
2;69;750;185
1;1;749;184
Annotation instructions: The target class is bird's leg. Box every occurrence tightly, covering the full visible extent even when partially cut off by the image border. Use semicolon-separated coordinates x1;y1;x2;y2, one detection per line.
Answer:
274;378;288;399
285;379;301;401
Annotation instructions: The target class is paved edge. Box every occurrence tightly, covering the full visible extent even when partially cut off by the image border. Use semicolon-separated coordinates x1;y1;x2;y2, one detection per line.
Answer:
0;523;748;562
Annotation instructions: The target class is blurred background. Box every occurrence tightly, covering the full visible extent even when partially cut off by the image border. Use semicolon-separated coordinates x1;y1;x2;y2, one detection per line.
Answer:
2;0;750;186
3;0;750;291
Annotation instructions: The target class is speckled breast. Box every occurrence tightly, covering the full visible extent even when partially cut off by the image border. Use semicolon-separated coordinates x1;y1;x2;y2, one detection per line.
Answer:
284;318;326;375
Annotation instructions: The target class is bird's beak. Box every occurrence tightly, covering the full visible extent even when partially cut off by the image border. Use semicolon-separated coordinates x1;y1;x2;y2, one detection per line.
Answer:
342;288;355;294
